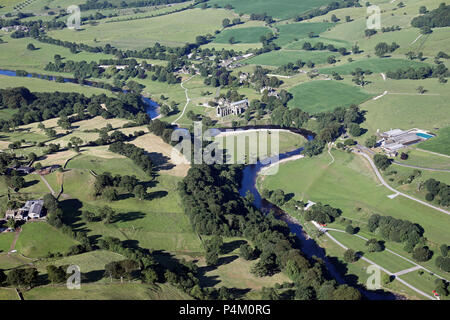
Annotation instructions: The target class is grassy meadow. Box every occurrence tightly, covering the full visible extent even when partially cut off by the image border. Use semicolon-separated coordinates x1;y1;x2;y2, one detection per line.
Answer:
287;80;373;113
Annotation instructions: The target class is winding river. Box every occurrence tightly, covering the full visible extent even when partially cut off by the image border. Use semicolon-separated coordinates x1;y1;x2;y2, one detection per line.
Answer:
0;68;398;299
238;141;399;300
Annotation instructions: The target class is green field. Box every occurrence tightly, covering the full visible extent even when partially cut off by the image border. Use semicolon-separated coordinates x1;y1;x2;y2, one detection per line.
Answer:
319;58;431;75
23;282;192;300
245;49;333;67
274;22;335;46
360;77;450;137
288;80;373;113
417;127;450;156
213;27;271;44
0;75;113;97
260;149;450;246
205;0;335;20
15;222;79;258
394;148;450;170
47;8;236;49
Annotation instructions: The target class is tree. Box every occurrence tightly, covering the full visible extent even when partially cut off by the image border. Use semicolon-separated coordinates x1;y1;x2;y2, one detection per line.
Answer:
419;6;428;14
343;249;358;263
141;267;158;284
345;225;355;234
348;123;362;137
26;43;36;51
222;18;230;28
134;184;147;200
364;135;377;148
10;176;25;190
375;42;390;57
160;105;170;117
46;265;67;283
440;244;449;257
416;86;425;94
239;243;254;260
330;14;339;23
7;268;38;289
99;206;116;224
374;154;392;170
412;246;433;262
102;187;118;202
6;218;16;230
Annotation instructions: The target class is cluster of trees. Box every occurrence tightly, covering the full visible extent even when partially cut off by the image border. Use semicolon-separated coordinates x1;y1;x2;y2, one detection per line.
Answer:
108;141;153;175
0;87;147;131
386;63;449;80
149;64;181;84
179;164;361;299
374;42;400;57
294;0;360;22
203;67;236;88
302;41;348;56
249;13;273;24
423;178;450;206
368;214;424;251
435;244;450;272
261;189;289;207
93;172;146;201
374;154;392;171
147;119;176;144
304;203;342;224
381;25;401;33
80;0;190;11
98;234;234;299
411;3;450;28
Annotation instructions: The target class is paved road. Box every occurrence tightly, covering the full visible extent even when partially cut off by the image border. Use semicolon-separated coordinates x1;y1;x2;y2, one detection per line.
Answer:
318;227;437;300
325;227;449;283
392;161;450;172
355;147;450;216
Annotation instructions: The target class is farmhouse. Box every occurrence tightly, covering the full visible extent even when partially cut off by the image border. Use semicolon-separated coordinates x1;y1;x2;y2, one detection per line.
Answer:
260;87;280;98
216;99;249;117
378;128;434;156
4;200;44;221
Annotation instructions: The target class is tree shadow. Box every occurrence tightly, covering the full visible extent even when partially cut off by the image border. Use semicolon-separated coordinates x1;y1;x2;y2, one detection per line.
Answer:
82;270;105;283
24;179;39;188
146;152;175;172
146;190;168;201
221;240;247;255
114;211;145;223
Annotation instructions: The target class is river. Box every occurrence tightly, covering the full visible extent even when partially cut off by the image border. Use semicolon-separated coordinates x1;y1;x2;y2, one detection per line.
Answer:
0;68;398;299
238;143;399;300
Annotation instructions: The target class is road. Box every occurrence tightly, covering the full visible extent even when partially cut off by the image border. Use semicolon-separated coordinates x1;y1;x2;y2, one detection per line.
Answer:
171;75;196;125
355;146;450;216
312;223;437;300
38;174;56;195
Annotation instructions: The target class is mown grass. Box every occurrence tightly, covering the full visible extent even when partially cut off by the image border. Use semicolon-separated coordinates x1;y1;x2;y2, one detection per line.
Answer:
319;58;431;75
46;8;236;49
22;282;192;300
417;127;450;156
15;222;79;258
205;0;335;20
259;149;450;246
274;22;335;47
213;27;271;44
245;49;333;67
287;80;373;113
